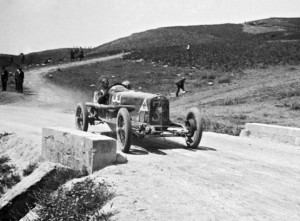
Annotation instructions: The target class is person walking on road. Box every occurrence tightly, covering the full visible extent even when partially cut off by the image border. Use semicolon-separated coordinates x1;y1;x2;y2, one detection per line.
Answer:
175;76;186;97
1;66;8;91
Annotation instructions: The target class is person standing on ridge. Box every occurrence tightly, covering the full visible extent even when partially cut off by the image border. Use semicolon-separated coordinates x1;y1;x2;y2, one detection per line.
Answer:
8;55;14;66
79;47;84;61
186;43;191;52
70;49;75;61
1;66;8;91
20;53;25;65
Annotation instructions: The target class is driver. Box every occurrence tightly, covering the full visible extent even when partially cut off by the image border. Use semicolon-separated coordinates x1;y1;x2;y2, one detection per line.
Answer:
122;80;131;89
97;76;109;104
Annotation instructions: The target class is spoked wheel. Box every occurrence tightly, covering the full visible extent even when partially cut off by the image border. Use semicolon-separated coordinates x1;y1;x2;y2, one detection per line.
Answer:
116;108;132;153
75;102;88;131
185;108;203;149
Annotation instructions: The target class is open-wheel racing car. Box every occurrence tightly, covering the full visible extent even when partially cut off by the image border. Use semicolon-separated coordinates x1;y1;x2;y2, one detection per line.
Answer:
75;83;203;153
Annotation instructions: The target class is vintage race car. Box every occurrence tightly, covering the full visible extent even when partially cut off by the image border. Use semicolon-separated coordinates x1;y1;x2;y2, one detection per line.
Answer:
75;83;203;153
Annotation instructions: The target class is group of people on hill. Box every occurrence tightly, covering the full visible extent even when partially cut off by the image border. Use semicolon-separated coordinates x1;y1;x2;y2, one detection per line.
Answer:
1;66;24;93
70;47;84;61
8;53;25;66
1;52;26;93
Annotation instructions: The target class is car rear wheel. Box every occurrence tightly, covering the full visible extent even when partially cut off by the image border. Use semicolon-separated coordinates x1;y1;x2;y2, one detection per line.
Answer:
75;102;88;131
117;108;132;153
185;108;203;148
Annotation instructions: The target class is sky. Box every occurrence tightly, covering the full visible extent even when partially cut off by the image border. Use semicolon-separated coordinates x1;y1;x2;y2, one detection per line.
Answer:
0;0;299;55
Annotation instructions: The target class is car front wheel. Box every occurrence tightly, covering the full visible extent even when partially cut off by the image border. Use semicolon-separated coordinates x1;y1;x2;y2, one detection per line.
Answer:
116;108;132;153
185;108;203;148
75;102;88;131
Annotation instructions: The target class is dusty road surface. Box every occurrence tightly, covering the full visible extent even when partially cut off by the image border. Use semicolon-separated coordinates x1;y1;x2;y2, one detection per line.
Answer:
0;55;300;221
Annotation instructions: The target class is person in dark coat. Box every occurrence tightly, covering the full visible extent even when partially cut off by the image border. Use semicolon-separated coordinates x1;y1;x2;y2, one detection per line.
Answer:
9;55;14;66
20;53;25;64
70;49;75;61
14;68;18;91
79;47;84;61
15;67;24;93
175;76;186;97
1;66;8;91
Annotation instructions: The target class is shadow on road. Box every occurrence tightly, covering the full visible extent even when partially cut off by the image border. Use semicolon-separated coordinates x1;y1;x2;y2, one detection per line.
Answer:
99;131;217;155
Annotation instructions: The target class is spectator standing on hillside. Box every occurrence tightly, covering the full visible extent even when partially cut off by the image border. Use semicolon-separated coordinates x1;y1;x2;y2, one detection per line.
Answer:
1;66;8;91
20;53;25;65
175;76;186;97
70;49;75;61
79;47;84;61
186;43;192;65
15;67;24;93
186;43;191;52
9;55;14;66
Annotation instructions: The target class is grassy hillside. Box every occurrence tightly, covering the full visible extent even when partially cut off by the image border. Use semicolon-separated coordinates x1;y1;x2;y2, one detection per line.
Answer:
124;40;300;71
91;24;253;54
92;17;300;54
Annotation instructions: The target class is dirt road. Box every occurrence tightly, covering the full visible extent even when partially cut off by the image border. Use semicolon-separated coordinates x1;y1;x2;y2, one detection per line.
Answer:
0;55;300;220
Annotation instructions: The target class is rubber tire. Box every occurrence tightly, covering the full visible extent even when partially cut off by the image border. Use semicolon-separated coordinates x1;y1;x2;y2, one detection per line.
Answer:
117;108;132;153
185;108;203;148
75;102;89;131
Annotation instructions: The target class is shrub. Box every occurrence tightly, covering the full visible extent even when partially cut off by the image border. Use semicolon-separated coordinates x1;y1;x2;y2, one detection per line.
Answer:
36;178;115;221
0;155;10;165
201;116;242;136
277;89;300;99
223;97;244;105
209;122;241;136
0;155;21;196
23;162;38;176
218;76;231;84
202;72;217;80
291;101;300;110
0;131;12;139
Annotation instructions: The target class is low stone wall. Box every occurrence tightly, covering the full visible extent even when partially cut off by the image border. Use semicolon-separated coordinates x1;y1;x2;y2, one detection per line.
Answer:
42;127;116;174
240;123;300;146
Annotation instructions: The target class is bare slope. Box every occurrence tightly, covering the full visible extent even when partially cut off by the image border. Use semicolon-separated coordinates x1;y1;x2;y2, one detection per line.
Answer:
92;24;252;53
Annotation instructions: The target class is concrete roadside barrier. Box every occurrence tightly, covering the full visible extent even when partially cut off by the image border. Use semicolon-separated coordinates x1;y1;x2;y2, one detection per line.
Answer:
42;127;117;174
240;123;300;146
